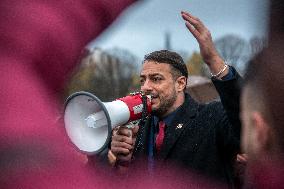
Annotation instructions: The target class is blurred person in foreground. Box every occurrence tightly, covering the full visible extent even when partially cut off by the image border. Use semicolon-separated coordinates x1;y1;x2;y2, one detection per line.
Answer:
103;11;243;187
0;0;137;188
241;45;284;189
239;1;284;188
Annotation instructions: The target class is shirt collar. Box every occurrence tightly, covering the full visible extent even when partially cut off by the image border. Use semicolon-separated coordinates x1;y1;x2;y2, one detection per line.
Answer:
153;105;181;127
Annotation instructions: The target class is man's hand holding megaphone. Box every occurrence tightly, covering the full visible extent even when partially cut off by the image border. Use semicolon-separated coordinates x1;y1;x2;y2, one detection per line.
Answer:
108;124;139;170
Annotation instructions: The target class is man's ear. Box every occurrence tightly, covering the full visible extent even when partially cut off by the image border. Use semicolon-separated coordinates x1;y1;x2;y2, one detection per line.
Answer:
252;111;271;153
176;76;187;92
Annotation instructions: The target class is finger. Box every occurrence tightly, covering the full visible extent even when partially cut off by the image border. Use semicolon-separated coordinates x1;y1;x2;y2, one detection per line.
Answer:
185;21;200;39
117;153;132;162
112;129;118;137
117;127;132;137
237;154;248;163
181;12;205;33
242;153;248;159
108;150;117;160
111;141;133;150
181;13;202;29
108;150;117;166
132;125;139;136
112;126;120;133
181;11;198;20
112;135;133;145
111;147;130;155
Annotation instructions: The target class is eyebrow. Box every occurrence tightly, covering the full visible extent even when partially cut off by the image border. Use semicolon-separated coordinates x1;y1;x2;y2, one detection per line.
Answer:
140;73;163;77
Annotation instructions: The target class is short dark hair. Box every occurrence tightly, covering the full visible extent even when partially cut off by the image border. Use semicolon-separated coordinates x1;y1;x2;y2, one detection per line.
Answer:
143;50;188;80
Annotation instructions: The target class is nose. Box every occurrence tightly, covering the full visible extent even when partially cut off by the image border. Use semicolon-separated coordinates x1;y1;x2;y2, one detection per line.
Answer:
140;79;153;94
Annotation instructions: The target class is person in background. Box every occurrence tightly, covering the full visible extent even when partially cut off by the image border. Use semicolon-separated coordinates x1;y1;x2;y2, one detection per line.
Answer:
0;0;137;188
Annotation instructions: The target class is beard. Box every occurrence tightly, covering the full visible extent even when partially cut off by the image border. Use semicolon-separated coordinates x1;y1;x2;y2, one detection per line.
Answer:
151;90;177;117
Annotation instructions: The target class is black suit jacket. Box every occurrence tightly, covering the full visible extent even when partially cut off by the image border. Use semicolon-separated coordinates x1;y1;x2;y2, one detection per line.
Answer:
132;69;242;186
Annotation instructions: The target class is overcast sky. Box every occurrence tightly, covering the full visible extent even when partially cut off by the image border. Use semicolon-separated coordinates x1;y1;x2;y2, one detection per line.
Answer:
90;0;269;60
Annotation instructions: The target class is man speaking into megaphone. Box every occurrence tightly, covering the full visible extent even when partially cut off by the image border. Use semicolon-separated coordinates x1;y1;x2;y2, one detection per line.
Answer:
106;11;243;187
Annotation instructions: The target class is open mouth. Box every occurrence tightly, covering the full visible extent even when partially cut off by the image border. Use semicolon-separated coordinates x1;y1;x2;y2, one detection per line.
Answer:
150;94;158;99
150;94;159;103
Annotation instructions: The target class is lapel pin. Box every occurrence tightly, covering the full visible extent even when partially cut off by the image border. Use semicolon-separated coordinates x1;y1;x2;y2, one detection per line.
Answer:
176;123;183;129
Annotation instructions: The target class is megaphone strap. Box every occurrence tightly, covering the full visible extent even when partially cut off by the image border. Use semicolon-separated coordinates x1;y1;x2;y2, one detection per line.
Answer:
132;94;150;158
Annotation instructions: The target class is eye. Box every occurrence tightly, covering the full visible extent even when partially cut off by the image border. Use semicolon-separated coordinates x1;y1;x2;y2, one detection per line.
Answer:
140;78;145;85
152;76;162;82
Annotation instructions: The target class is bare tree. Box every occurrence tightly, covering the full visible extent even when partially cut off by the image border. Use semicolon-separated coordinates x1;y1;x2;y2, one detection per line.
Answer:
65;48;139;101
214;34;250;73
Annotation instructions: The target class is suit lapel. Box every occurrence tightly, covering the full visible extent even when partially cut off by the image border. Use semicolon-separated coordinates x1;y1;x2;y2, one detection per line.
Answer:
159;94;199;159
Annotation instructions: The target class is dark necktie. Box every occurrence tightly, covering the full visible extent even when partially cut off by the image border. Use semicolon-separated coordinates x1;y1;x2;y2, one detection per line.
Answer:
155;121;166;152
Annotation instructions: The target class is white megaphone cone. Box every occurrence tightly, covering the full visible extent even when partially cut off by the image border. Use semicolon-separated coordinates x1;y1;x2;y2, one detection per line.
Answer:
64;91;151;155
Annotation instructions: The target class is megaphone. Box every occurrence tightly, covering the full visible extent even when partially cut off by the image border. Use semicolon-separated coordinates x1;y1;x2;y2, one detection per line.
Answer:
64;91;151;155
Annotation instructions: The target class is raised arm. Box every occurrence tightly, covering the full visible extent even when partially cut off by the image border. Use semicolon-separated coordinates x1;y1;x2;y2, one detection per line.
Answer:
181;10;242;153
181;11;229;79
